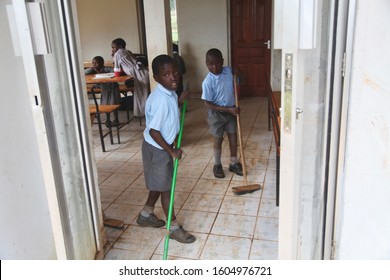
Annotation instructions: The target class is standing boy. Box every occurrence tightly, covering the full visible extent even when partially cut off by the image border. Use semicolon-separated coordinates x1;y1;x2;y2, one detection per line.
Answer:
137;55;195;244
201;48;243;178
111;38;150;117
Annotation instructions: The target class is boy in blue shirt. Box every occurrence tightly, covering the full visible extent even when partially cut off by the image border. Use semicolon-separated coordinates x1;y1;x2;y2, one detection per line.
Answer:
137;55;195;244
201;48;243;178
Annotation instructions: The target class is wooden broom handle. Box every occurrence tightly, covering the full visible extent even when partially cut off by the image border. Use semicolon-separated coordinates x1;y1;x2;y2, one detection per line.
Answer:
233;75;248;184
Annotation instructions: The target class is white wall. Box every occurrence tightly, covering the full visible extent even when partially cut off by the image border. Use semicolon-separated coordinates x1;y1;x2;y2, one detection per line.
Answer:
177;0;229;93
76;0;140;63
335;0;390;259
0;1;55;259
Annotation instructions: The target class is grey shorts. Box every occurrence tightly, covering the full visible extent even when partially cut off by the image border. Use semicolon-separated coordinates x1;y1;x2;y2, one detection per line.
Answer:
142;140;173;192
207;110;237;138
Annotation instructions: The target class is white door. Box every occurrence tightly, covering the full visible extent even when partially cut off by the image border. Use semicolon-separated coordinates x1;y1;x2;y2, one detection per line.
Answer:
274;0;319;259
1;0;102;259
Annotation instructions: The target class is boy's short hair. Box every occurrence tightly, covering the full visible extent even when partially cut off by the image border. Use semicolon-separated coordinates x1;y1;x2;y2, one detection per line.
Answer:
206;48;223;60
112;38;126;48
93;56;104;65
152;54;176;75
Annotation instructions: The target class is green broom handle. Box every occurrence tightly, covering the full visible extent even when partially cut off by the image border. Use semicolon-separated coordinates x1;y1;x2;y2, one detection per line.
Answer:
163;100;188;260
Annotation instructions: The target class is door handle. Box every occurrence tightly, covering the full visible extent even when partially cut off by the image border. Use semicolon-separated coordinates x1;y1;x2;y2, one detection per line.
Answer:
296;108;303;119
264;40;271;49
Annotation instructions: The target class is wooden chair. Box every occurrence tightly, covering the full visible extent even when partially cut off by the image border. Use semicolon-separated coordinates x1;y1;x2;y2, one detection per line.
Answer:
118;83;142;126
89;85;121;152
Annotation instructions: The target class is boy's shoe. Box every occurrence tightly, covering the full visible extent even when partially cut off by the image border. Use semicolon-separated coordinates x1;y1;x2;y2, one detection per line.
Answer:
213;164;225;178
170;226;196;243
136;214;165;228
229;162;243;176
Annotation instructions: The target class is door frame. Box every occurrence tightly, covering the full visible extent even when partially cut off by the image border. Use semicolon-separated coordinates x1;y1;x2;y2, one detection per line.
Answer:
322;0;356;259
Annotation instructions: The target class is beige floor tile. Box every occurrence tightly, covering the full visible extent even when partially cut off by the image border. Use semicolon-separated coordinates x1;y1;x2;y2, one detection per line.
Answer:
155;232;208;259
104;203;142;224
200;235;251;260
182;193;224;212
99;188;123;205
219;195;260;216
99;173;139;190
244;157;270;170
174;177;198;193
113;225;164;253
96;160;124;173
113;188;149;206
249;240;278;260
104;151;136;162
181;154;212;166
258;198;279;218
192;178;230;195
254;217;279;241
176;209;217;233
98;171;112;184
170;191;191;209
127;175;146;189
103;226;125;249
105;248;153;260
211;213;256;238
115;161;144;175
177;165;206;179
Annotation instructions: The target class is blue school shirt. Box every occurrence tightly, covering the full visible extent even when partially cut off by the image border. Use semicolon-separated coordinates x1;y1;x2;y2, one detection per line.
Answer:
201;66;235;107
143;83;180;149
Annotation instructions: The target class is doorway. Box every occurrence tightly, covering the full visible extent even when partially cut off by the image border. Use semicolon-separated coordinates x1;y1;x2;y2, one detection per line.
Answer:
230;0;272;97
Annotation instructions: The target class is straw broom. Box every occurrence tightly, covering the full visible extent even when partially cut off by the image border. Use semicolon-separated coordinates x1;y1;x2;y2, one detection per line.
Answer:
231;75;262;195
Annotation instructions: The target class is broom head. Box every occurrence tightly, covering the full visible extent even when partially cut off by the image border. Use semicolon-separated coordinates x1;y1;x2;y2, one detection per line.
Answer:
104;218;125;229
232;184;261;195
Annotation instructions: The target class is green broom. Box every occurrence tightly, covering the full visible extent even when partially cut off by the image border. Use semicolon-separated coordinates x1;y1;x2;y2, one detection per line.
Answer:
163;99;188;260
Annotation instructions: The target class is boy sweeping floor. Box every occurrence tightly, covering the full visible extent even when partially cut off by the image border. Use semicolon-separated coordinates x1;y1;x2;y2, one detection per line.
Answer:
137;54;195;244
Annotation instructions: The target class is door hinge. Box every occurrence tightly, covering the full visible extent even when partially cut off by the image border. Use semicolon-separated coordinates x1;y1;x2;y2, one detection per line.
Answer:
341;52;347;77
330;239;336;259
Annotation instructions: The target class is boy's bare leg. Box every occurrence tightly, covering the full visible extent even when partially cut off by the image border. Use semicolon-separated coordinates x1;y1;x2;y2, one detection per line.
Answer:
228;132;243;175
214;136;223;150
161;191;176;222
213;137;225;178
227;132;238;157
145;191;161;207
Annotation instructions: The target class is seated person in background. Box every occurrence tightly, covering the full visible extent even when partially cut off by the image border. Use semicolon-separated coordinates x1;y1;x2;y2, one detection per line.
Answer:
85;56;120;126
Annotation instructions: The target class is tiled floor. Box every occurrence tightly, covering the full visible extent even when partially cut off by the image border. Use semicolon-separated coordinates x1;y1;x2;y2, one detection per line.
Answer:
92;95;279;260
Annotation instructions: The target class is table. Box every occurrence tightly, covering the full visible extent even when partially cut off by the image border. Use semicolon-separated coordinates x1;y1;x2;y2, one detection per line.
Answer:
85;74;131;85
85;74;134;123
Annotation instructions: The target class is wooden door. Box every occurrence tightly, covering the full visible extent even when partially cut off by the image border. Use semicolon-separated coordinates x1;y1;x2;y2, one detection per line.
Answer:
231;0;272;97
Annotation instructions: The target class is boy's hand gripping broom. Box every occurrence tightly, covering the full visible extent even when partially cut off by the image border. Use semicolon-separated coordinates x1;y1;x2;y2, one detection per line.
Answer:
231;75;262;195
163;99;188;260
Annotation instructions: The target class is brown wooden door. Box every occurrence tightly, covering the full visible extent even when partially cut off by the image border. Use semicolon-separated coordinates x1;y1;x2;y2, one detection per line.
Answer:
231;0;272;97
